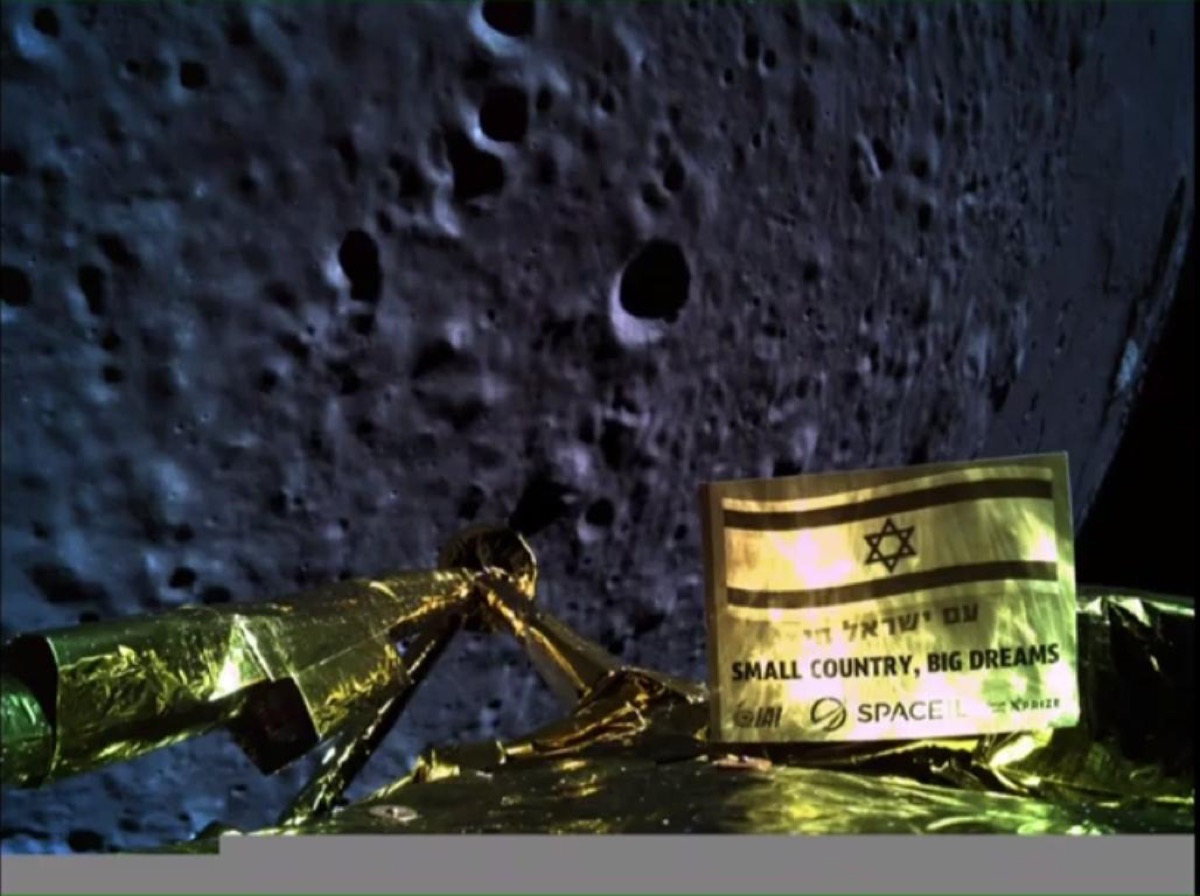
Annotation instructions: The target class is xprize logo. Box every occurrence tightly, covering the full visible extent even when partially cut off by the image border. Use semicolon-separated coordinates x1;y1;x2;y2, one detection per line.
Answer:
809;696;848;732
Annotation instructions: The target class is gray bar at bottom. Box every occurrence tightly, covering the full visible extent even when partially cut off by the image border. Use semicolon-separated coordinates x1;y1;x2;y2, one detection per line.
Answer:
0;834;1194;895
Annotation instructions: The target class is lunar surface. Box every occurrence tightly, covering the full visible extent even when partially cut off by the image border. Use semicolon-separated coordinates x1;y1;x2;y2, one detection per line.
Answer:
0;1;1193;852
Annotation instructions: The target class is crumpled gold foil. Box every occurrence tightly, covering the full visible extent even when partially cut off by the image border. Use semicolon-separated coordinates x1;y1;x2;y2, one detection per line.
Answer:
0;571;474;787
0;674;53;789
3;520;1190;845
241;752;1191;837
0;527;538;791
216;584;1189;841
276;622;460;827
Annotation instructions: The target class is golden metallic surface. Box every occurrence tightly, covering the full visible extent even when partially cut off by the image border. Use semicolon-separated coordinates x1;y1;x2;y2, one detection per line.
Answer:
0;674;53;788
705;588;1193;810
186;586;1189;842
439;526;538;609
2;507;1190;843
473;571;628;705
472;571;705;710
700;454;1079;743
392;668;708;792
276;622;460;828
0;526;539;789
242;753;1190;837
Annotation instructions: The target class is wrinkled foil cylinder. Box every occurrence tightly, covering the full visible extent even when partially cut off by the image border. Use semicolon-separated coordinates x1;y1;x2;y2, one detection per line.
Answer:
0;569;480;787
0;674;53;787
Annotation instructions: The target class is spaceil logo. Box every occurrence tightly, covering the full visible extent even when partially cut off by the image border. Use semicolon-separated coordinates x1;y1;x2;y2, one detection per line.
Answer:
809;697;848;732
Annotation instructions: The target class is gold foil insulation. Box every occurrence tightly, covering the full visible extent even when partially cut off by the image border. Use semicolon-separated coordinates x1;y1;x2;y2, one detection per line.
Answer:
277;622;461;828
0;547;522;789
245;753;1190;838
1;518;1191;844
0;673;53;788
201;585;1189;841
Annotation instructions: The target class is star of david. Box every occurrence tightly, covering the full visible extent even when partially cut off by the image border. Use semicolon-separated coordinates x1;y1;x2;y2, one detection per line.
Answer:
863;517;917;573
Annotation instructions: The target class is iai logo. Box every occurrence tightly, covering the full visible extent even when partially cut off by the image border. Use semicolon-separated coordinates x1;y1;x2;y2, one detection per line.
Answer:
732;703;783;729
810;697;848;732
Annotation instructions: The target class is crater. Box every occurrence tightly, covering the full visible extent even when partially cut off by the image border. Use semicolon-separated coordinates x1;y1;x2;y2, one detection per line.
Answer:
179;60;209;90
32;8;60;38
480;84;529;143
1;265;32;308
338;230;382;302
509;474;576;536
618;239;690;323
445;130;505;202
481;1;535;38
